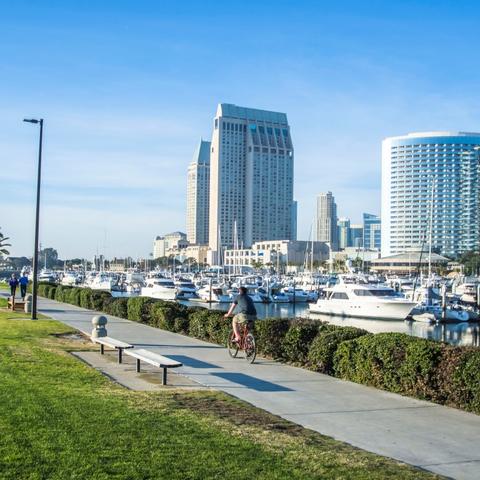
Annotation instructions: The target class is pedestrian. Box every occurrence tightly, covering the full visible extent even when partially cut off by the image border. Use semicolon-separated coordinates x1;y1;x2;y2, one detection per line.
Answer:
9;274;19;298
19;273;29;300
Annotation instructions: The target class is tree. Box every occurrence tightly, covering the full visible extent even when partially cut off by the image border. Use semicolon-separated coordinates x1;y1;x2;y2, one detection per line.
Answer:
458;251;480;276
0;228;11;256
39;247;59;269
250;260;263;271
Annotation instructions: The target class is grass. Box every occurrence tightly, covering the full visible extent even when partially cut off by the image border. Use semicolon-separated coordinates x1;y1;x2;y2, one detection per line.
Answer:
0;309;441;480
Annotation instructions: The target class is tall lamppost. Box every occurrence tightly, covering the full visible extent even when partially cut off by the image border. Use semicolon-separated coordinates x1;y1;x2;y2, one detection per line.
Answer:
23;118;44;320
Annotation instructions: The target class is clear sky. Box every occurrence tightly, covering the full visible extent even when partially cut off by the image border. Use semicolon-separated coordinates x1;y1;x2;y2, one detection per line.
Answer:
1;0;480;259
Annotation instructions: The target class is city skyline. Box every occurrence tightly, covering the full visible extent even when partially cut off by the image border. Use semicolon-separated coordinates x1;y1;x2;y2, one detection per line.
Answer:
2;2;480;259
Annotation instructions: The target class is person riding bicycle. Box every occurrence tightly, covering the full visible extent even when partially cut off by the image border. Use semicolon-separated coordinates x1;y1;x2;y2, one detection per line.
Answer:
224;286;257;342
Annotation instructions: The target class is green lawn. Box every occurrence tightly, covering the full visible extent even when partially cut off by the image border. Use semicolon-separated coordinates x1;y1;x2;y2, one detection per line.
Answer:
0;309;441;480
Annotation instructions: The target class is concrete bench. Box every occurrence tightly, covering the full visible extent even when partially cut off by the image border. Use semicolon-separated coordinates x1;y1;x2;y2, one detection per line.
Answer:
7;297;25;311
92;336;134;364
125;348;182;385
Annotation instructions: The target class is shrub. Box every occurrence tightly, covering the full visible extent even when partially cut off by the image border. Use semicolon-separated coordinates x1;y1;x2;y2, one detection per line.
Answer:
79;289;93;309
333;333;443;398
127;297;157;324
308;326;368;374
103;297;129;319
188;308;212;340
255;318;290;359
173;316;190;334
48;286;57;300
206;311;232;345
436;346;480;414
282;319;323;364
66;287;82;306
151;301;188;331
90;291;112;311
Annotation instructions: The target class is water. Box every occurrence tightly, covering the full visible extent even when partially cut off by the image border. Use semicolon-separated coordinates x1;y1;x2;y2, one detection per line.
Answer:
179;299;480;347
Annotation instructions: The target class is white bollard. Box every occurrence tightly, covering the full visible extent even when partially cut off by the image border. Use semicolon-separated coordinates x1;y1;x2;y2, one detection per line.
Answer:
91;315;108;340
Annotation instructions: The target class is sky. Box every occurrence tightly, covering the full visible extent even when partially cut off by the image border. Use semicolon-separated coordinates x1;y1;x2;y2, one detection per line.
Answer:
1;0;480;259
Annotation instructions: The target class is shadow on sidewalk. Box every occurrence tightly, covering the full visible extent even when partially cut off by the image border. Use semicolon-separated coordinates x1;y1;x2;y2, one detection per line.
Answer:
211;372;294;392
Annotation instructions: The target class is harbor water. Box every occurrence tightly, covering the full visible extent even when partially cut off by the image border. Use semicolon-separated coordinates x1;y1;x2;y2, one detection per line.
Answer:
179;299;480;347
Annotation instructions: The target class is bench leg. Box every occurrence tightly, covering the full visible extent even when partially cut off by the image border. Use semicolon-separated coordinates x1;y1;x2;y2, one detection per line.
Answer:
136;359;140;373
118;348;123;364
162;368;167;386
100;344;104;355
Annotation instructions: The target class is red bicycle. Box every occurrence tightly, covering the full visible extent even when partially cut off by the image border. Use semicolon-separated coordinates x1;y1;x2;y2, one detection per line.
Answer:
227;322;256;364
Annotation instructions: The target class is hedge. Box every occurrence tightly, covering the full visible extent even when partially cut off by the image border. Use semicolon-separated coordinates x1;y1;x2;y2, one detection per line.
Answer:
308;326;369;374
36;282;480;415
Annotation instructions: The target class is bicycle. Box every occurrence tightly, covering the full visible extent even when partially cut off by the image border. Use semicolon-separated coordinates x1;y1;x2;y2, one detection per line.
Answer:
227;321;256;364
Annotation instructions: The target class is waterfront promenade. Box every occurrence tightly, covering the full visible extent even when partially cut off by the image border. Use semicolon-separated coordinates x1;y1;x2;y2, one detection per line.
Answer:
36;296;480;480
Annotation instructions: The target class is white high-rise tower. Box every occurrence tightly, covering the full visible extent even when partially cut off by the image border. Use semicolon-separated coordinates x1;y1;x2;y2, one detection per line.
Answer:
316;192;338;250
209;104;295;255
382;132;480;257
186;139;211;245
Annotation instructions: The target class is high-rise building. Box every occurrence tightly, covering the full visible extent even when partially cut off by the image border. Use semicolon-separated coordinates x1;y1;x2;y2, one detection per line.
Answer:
382;132;480;257
209;103;295;254
291;200;298;241
350;224;363;248
363;213;381;250
186;139;211;245
337;218;350;249
316;192;338;250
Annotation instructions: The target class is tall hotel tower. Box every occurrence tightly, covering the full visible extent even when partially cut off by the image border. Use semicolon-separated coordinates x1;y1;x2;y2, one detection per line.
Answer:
209;104;295;254
316;192;338;251
382;132;480;258
186;139;211;245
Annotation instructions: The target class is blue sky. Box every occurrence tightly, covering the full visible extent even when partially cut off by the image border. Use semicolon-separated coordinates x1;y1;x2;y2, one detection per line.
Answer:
1;0;480;258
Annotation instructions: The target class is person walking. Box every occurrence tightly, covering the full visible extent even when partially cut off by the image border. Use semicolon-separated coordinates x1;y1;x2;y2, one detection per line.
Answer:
19;273;29;300
9;274;19;298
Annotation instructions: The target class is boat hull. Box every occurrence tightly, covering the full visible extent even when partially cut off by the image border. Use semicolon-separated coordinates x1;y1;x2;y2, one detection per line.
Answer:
309;300;416;320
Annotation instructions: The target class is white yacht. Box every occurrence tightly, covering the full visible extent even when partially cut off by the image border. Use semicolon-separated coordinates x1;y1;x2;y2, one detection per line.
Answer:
61;272;78;286
197;284;231;303
141;277;177;301
175;278;198;299
283;286;309;303
90;273;118;291
309;281;416;320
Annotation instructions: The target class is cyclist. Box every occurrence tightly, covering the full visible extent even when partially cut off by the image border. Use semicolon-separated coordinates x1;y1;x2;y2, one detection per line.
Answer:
224;286;257;342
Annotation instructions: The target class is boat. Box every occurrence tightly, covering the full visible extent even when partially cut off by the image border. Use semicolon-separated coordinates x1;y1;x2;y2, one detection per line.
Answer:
412;304;470;323
141;277;177;300
283;287;309;303
175;278;198;299
61;271;78;286
308;279;416;320
90;273;118;291
197;284;232;303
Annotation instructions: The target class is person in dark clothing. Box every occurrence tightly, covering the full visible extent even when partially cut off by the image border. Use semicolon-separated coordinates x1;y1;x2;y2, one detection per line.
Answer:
9;274;19;298
18;274;29;299
224;286;257;342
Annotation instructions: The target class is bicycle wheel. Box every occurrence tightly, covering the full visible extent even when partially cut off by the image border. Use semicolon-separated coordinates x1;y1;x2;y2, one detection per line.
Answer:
244;333;256;364
227;331;239;358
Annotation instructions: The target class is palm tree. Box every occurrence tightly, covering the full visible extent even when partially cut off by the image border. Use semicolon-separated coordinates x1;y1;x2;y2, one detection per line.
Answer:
0;228;11;256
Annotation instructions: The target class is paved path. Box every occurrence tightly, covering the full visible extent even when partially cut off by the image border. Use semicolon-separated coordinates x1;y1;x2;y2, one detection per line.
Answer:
36;296;480;480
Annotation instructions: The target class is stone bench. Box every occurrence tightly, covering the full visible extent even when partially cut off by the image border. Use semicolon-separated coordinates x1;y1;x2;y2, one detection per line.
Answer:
92;336;134;364
7;296;25;311
125;348;182;385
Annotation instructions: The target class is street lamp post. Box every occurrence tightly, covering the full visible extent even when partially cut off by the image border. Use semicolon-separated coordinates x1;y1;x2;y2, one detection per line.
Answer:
23;118;43;320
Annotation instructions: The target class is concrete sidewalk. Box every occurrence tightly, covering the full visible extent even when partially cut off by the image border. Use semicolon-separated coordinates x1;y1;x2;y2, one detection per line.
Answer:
36;296;480;480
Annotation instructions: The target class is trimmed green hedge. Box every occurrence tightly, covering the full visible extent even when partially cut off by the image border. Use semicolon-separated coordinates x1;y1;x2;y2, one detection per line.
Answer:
37;282;480;415
308;326;369;374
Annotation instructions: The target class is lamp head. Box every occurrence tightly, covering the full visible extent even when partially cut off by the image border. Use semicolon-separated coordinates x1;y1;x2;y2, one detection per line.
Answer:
23;118;39;124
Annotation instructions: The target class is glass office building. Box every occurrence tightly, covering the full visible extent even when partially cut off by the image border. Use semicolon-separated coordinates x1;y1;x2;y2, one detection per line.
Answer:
363;213;381;250
382;132;480;258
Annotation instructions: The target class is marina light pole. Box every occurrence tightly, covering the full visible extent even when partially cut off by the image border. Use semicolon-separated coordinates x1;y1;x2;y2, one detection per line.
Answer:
23;118;44;320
